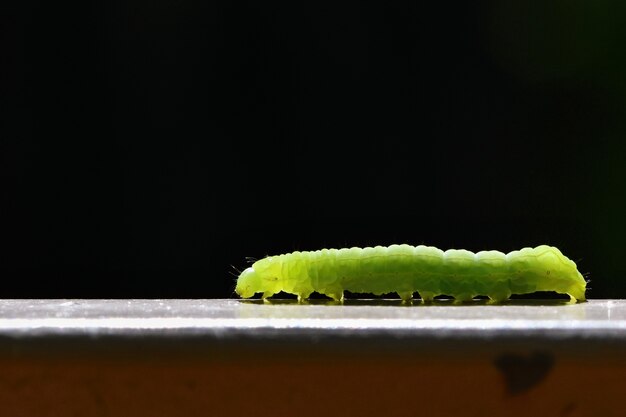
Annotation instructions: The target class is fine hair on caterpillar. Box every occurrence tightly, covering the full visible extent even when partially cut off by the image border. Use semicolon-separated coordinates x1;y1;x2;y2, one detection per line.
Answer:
235;244;587;302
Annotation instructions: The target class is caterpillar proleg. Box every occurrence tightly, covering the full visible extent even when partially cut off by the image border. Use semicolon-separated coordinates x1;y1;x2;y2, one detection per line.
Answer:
235;245;587;302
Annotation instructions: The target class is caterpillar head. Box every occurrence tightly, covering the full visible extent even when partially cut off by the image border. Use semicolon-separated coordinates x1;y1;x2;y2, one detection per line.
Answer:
235;256;282;298
235;267;261;298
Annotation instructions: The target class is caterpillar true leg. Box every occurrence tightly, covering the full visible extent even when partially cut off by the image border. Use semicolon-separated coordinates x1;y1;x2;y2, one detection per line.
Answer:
297;293;311;303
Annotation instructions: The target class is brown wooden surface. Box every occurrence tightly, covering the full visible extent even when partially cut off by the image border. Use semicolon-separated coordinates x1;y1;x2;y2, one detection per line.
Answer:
0;353;624;417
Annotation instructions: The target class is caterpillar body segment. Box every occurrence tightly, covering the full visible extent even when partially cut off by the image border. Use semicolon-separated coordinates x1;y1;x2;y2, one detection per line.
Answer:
235;244;587;302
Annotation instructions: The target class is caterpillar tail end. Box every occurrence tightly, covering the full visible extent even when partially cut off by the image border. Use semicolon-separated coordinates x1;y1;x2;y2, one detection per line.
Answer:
567;287;587;303
566;272;587;303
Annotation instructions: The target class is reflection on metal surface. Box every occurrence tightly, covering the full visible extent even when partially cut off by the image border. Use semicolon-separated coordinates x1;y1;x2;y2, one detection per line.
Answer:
235;299;588;321
0;316;623;332
0;300;622;338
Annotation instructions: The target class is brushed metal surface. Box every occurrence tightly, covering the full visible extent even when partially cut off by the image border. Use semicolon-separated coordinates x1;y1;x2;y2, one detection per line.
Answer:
0;299;622;342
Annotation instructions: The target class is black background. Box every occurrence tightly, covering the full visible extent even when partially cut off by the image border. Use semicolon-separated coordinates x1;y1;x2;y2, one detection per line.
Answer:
3;1;626;298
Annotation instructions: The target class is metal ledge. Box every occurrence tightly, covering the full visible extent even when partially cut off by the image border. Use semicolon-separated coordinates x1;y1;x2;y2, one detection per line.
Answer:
0;299;623;354
0;299;624;417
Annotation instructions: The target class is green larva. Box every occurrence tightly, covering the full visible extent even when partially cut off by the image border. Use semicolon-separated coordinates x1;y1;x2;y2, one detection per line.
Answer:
235;244;587;302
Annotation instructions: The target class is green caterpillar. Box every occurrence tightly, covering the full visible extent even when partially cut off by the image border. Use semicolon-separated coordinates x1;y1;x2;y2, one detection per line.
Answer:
235;244;587;302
